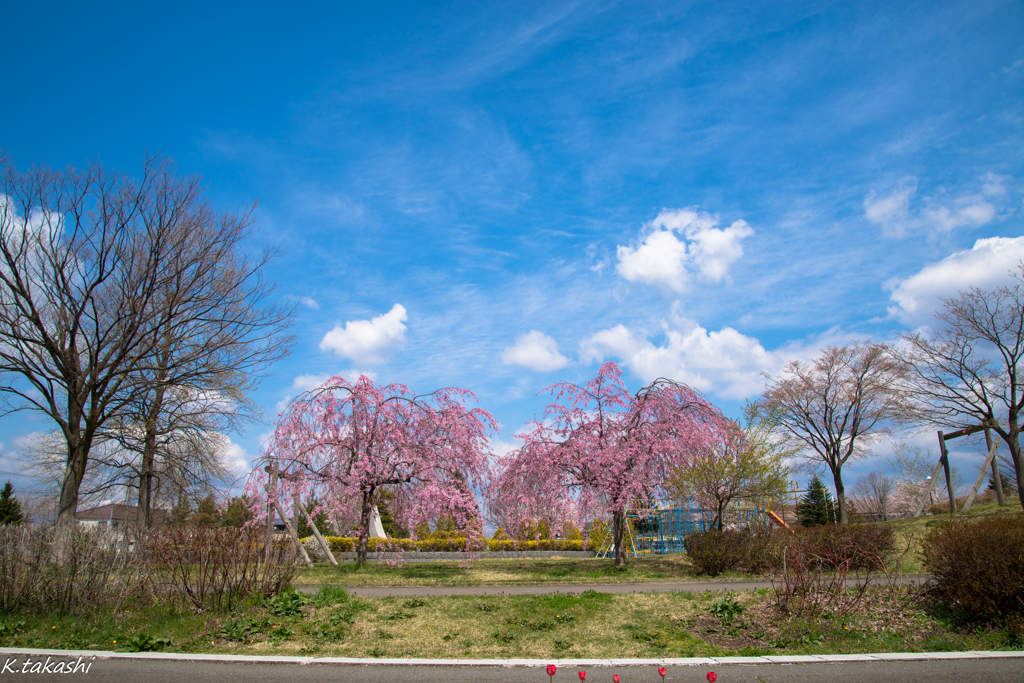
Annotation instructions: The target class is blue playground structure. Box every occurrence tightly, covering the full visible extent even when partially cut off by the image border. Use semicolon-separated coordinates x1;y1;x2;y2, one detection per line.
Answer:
596;500;775;557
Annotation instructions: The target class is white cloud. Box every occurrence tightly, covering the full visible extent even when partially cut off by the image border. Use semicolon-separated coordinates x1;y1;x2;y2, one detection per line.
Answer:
864;178;917;238
579;306;866;400
615;208;753;293
213;434;251;477
885;237;1024;326
864;177;997;239
319;304;408;363
580;318;772;399
291;373;332;392
981;172;1009;198
299;296;319;309
501;330;569;372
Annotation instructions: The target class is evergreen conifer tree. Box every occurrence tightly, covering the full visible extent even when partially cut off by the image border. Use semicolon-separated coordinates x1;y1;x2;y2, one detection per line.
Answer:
988;475;1018;497
296;496;334;538
797;475;837;527
0;480;23;526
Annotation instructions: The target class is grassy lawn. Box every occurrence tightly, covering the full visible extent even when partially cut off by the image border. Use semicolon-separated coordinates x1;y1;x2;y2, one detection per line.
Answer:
293;554;744;587
1;586;1018;659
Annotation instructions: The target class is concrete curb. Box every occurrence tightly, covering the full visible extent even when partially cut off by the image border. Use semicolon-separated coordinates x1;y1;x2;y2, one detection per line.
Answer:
2;647;1022;667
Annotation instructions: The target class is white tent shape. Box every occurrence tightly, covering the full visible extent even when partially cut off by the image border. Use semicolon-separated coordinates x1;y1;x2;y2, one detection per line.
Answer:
369;505;388;538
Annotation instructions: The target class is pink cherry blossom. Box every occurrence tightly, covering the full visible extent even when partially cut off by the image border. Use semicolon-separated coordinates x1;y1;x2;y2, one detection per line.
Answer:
488;362;728;567
256;375;496;565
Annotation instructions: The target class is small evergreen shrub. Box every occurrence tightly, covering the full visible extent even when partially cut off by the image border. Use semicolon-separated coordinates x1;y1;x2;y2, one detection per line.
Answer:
922;516;1024;626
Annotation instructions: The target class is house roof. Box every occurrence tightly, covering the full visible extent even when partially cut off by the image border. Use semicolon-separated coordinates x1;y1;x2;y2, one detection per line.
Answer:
76;503;142;521
76;503;169;524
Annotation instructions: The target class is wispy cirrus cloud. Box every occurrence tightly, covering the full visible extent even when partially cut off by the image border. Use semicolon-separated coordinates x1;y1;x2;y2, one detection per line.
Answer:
864;175;1000;239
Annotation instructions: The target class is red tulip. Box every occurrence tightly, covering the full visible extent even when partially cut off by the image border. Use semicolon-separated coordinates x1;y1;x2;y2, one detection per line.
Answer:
657;667;667;680
613;676;620;683
707;673;717;683
547;665;558;677
579;672;587;681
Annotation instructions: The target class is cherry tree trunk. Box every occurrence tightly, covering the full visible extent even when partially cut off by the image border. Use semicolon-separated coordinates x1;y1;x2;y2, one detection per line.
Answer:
612;509;628;568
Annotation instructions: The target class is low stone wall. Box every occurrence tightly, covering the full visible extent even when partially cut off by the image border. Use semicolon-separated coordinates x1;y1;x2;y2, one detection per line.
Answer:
326;550;595;562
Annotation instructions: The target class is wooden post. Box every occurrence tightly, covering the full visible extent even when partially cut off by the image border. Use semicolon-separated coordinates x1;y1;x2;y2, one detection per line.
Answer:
987;428;1006;506
274;500;313;568
961;434;1000;513
290;485;301;563
939;431;957;514
265;460;278;563
297;501;339;565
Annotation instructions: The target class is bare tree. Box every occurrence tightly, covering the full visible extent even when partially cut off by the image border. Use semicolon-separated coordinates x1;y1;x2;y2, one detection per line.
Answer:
107;190;293;527
758;343;911;524
851;470;895;521
893;265;1024;512
885;441;963;515
0;153;291;533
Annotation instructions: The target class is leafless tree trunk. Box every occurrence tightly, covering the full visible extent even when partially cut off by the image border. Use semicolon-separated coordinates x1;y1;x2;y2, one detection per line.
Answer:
0;152;293;539
758;343;911;525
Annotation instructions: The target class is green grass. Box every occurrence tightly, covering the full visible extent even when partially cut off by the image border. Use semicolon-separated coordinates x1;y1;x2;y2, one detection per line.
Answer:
1;585;1018;659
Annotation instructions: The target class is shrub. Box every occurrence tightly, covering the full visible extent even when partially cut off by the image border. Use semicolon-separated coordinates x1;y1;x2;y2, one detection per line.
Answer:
683;530;748;575
0;525;149;615
922;516;1024;626
794;523;895;571
774;523;899;619
684;529;786;576
485;539;585;552
146;526;295;612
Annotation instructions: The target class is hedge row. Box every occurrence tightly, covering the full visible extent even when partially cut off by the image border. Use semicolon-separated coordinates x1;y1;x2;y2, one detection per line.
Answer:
683;524;896;577
303;536;588;553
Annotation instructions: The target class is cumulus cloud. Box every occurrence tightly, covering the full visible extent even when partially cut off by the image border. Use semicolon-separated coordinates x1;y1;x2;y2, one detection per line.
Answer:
579;307;865;400
864;176;998;239
615;208;754;293
501;330;569;372
319;304;408;363
213;434;251;477
298;296;319;309
885;236;1024;326
580;318;773;399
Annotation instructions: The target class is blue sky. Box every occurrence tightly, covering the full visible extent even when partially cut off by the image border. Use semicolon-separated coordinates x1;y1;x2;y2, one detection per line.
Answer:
1;0;1023;502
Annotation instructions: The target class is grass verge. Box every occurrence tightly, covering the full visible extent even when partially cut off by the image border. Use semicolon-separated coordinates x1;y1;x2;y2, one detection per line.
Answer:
0;585;1019;659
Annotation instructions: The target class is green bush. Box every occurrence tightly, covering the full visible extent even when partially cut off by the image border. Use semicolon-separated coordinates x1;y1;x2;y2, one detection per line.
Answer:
922;516;1024;626
683;529;748;575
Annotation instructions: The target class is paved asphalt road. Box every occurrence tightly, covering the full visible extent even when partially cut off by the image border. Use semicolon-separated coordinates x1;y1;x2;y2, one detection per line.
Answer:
295;575;930;597
5;655;1022;683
